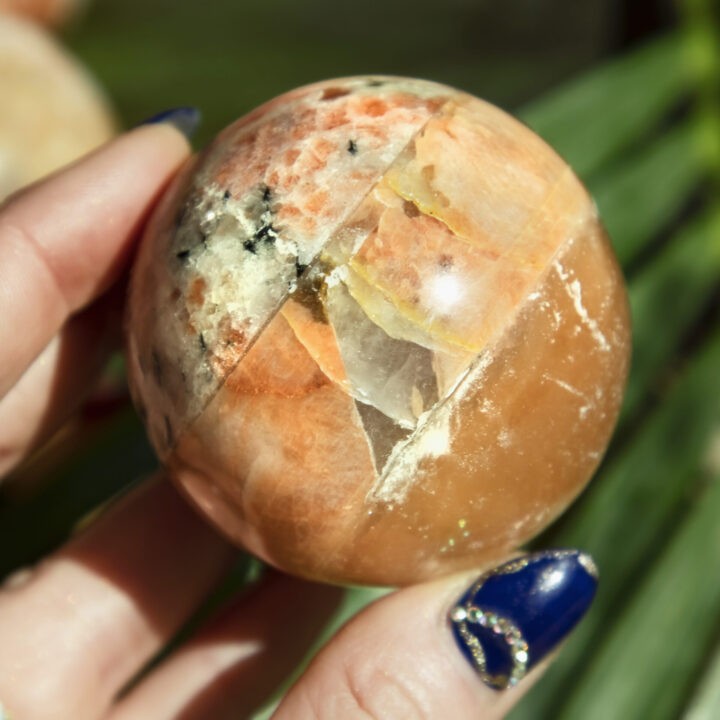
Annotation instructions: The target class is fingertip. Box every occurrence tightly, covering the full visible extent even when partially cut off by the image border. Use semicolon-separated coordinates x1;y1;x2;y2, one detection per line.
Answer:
109;119;195;174
137;107;202;142
123;120;193;163
0;115;197;397
447;550;597;690
274;551;596;720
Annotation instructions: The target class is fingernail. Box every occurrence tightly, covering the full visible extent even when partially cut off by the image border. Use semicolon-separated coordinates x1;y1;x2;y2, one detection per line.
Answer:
449;549;598;690
139;107;201;139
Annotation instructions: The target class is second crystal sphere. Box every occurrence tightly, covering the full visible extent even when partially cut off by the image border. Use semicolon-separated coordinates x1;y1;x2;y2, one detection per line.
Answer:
126;77;631;586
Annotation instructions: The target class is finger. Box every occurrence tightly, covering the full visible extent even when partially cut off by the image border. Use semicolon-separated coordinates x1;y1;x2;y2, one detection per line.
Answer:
0;119;191;398
0;280;124;479
108;571;343;720
0;476;236;720
273;551;598;720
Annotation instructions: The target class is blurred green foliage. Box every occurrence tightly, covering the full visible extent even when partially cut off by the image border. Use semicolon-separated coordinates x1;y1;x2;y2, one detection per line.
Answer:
1;0;719;718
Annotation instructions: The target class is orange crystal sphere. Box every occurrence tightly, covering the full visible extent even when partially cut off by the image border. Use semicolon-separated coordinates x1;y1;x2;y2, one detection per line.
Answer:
126;78;631;586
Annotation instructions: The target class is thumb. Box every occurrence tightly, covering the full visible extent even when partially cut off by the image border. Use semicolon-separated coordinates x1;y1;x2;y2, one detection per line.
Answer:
273;549;597;719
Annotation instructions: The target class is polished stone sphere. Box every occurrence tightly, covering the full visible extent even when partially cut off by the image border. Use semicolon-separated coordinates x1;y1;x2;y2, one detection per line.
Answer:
126;77;631;586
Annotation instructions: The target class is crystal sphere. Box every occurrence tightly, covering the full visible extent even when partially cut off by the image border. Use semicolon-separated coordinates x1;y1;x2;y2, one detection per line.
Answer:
126;77;630;586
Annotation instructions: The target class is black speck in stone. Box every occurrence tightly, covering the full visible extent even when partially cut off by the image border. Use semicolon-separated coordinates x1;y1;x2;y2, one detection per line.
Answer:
347;139;358;155
223;189;232;201
403;199;420;218
199;333;207;352
295;259;308;277
176;249;191;262
438;253;454;269
255;223;277;244
262;185;272;203
243;239;257;254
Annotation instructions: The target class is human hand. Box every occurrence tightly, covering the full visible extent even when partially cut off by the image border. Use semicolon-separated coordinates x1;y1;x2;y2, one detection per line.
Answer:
0;115;598;720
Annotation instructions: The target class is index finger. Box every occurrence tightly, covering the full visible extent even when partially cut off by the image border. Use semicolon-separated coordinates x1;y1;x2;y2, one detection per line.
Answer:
0;120;192;398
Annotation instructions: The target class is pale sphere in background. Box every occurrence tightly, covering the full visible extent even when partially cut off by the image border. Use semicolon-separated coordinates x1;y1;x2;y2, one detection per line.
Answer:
0;0;83;28
0;13;115;200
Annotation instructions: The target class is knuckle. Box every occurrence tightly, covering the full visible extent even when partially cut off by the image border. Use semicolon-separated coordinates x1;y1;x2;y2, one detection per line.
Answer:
300;650;432;720
344;654;432;720
0;216;69;315
346;661;431;720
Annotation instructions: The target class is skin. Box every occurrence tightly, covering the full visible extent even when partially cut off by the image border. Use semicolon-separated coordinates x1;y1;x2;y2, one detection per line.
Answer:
0;123;551;719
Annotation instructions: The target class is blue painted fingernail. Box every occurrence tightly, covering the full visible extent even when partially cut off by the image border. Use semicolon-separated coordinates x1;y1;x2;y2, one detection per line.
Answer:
139;107;201;139
449;549;598;690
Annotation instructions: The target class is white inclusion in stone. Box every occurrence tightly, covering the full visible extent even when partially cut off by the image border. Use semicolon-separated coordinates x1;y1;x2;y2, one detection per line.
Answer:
553;257;610;352
424;272;464;314
543;374;593;421
418;409;453;456
497;428;512;449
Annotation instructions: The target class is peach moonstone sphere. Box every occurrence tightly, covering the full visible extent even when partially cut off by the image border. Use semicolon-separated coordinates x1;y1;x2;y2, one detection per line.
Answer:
126;77;631;586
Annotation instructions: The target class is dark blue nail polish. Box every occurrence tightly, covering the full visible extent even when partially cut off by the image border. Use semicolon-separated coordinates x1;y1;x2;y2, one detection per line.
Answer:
449;550;598;690
140;107;201;139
